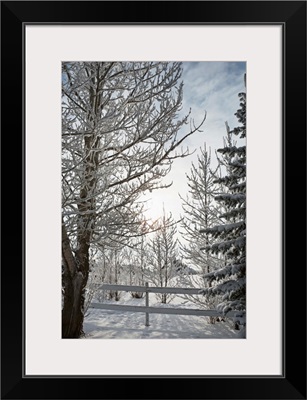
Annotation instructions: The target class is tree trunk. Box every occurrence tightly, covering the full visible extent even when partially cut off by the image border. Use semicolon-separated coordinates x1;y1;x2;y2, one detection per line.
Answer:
62;220;90;338
62;272;86;338
234;321;240;330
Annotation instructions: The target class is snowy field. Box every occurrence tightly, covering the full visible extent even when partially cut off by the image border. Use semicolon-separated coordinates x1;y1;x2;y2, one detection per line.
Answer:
83;293;240;339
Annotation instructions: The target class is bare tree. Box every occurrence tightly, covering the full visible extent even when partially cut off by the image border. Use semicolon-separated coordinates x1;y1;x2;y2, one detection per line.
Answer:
62;62;205;337
180;145;221;275
146;210;178;303
178;146;223;319
125;223;148;298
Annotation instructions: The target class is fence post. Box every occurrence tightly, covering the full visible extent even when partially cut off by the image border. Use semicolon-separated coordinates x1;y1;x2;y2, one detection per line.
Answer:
145;282;149;327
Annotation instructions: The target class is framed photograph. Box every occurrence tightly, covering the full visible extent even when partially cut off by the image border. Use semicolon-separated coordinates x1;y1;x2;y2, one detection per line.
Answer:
1;1;306;399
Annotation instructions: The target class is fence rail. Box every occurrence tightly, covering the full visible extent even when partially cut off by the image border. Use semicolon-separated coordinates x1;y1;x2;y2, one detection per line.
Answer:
90;302;237;317
94;283;202;295
90;283;241;327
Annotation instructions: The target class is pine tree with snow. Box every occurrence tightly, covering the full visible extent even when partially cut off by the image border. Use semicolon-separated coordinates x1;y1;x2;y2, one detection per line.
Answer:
200;78;246;331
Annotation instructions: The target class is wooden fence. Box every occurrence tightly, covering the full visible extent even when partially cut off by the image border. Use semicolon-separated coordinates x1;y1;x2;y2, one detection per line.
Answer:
90;283;239;327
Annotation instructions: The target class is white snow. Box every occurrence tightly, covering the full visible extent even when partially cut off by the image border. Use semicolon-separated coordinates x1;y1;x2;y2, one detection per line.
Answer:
83;292;241;339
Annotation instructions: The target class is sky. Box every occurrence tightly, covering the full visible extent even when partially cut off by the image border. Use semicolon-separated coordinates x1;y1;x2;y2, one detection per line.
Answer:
141;61;246;229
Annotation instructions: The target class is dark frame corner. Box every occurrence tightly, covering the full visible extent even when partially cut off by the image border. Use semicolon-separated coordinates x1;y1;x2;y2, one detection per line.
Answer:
1;1;306;399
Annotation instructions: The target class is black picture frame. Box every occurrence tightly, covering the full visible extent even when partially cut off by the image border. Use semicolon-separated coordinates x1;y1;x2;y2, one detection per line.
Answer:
1;1;306;399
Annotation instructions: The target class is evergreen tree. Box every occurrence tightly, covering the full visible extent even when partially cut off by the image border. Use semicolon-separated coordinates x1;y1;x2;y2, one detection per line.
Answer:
201;78;246;331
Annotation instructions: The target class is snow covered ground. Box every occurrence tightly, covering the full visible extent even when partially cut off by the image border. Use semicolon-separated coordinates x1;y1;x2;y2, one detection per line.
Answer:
83;292;241;339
